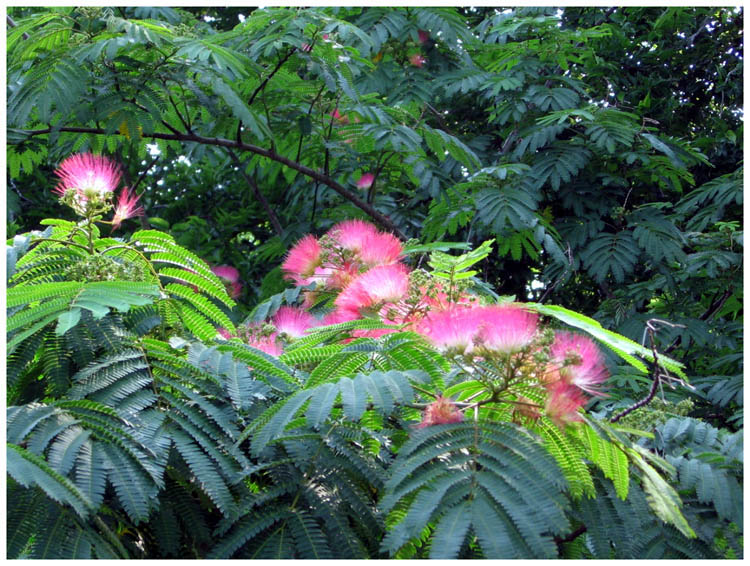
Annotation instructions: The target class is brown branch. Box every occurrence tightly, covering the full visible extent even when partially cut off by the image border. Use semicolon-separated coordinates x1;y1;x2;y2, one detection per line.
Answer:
611;319;683;423
236;47;297;143
7;14;30;39
226;149;283;237
22;126;406;238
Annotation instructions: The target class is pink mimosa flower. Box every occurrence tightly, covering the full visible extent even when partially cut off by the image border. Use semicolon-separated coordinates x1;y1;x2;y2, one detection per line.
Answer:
358;230;403;266
272;306;319;339
111;187;144;229
212;264;240;283
550;331;609;395
356;173;375;189
331;108;349;124
418;306;482;354
409;54;426;67
322;308;359;326
475;305;538;354
282;234;322;285
327;261;360;290
327;220;379;253
212;264;242;299
248;334;283;357
545;382;587;427
418;29;430;44
54;153;122;204
327;220;403;266
217;327;235;340
417;395;463;428
334;263;410;319
301;42;312;52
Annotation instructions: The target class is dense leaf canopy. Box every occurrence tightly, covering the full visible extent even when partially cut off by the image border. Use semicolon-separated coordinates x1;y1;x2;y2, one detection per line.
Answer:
6;6;743;560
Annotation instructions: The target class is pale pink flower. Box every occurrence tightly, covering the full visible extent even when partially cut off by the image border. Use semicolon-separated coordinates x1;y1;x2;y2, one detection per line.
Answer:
544;382;587;427
550;331;609;395
331;108;349;124
212;264;240;283
326;261;360;290
327;220;403;267
111;187;144;230
418;306;482;354
409;53;426;67
272;306;319;338
418;29;430;44
212;264;242;299
248;334;283;356
282;234;322;285
240;324;283;356
417;396;463;428
334;263;410;319
54;153;122;202
356;172;375;189
217;327;234;340
358;230;403;266
327;220;379;253
475;305;538;354
301;42;312;52
322;308;358;326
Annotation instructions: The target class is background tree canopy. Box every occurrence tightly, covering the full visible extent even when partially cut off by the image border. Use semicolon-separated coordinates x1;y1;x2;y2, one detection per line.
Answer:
6;5;743;559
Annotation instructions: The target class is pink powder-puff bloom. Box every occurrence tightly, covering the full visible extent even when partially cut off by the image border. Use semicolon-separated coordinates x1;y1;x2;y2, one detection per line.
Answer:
358;230;403;267
418;29;430;44
327;261;360;290
334;263;410;319
327;220;403;267
217;327;235;340
409;53;426;67
322;308;359;326
272;306;319;339
356;172;375;189
544;381;587;427
418;306;482;354
247;332;283;357
417;396;463;428
282;234;322;285
212;264;242;299
111;187;144;229
475;305;538;354
301;42;312;52
550;331;609;395
54;153;122;203
212;264;240;283
331;108;349;124
327;219;379;253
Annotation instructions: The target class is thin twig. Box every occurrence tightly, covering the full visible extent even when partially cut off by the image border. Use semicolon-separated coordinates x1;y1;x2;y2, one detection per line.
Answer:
610;319;684;423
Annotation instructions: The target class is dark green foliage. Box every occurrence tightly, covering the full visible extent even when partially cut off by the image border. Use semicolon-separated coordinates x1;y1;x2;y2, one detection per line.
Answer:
6;5;742;559
381;421;570;558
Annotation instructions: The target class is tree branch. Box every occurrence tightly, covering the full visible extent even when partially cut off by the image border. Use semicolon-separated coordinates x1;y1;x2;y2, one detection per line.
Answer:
611;319;685;423
236;47;297;143
22;126;406;238
6;14;30;39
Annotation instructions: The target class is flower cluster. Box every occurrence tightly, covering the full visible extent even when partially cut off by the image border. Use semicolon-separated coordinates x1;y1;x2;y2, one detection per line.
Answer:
54;152;143;228
247;220;610;428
